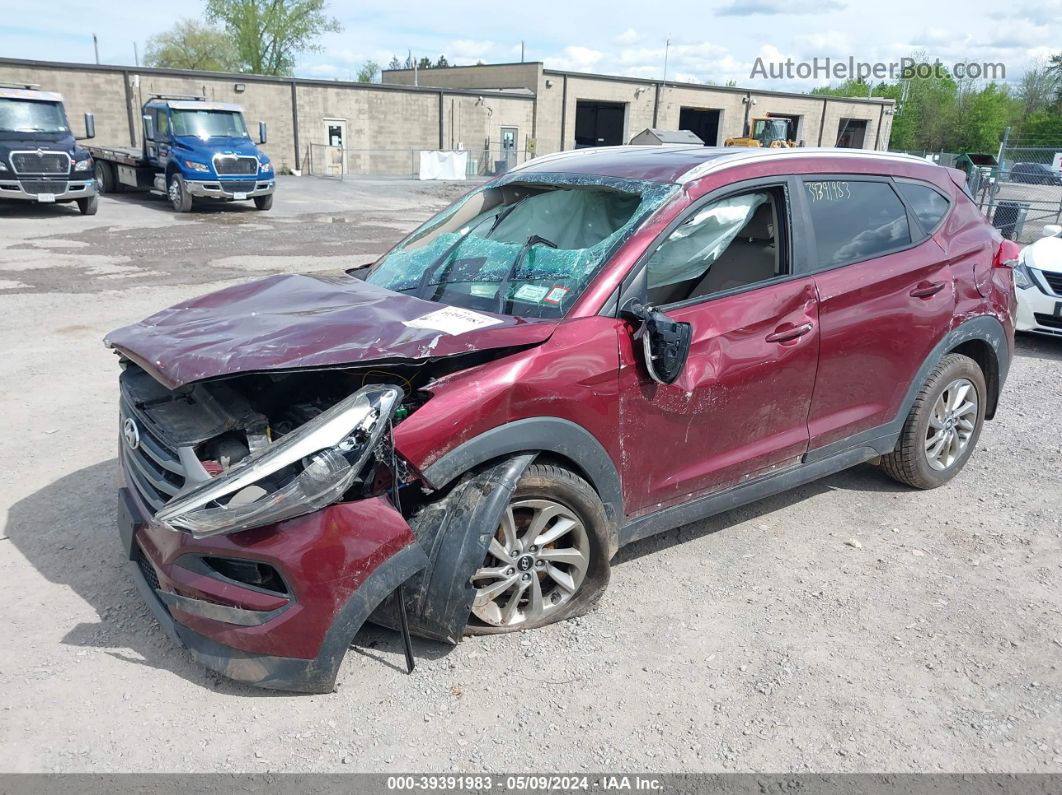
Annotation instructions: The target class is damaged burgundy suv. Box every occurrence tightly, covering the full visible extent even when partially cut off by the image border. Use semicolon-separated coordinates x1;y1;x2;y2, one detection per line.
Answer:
107;146;1016;693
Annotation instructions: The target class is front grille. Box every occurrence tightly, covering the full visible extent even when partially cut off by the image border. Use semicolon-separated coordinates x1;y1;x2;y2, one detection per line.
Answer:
1040;270;1062;296
20;179;67;195
11;151;69;175
135;546;162;592
220;179;256;193
1033;313;1062;330
120;399;186;512
213;155;258;175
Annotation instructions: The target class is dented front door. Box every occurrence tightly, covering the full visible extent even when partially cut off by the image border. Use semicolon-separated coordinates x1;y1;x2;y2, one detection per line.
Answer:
618;278;820;516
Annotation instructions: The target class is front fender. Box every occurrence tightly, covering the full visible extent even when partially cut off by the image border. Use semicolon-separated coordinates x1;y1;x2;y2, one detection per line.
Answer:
372;454;536;643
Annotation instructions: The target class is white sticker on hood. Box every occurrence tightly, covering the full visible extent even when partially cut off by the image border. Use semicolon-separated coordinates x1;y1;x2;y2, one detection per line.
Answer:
403;306;505;335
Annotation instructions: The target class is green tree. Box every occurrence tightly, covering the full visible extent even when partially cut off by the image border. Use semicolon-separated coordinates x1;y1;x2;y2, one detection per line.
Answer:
388;55;402;70
357;59;379;83
434;54;449;68
955;82;1013;152
143;19;240;72
417;56;432;70
205;0;341;76
1016;59;1059;120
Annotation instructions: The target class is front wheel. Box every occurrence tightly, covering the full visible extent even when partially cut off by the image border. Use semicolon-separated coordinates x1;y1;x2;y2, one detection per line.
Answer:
253;193;273;211
168;173;193;213
466;464;610;633
76;194;98;215
880;353;987;489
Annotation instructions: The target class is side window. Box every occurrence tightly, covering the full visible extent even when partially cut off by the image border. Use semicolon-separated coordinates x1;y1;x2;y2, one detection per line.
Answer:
156;110;170;138
895;181;950;235
803;179;911;267
646;187;787;306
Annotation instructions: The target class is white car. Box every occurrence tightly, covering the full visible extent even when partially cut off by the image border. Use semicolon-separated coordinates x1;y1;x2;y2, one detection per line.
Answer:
1016;223;1062;338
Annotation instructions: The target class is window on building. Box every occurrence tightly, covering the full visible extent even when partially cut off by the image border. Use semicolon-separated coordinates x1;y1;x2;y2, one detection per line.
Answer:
803;179;911;267
835;118;868;148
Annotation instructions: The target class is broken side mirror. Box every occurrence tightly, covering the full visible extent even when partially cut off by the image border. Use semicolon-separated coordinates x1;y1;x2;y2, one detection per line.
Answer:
259;121;267;145
83;112;95;139
621;298;692;386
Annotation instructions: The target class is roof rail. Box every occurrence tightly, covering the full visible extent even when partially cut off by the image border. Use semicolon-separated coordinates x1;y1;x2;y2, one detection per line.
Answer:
149;93;207;102
0;81;41;90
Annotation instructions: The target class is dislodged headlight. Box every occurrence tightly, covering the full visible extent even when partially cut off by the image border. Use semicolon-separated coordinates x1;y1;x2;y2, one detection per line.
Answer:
155;384;403;538
1014;256;1034;290
73;158;93;171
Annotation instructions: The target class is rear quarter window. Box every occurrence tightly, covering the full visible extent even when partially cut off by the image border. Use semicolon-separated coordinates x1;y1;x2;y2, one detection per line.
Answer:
803;179;911;267
895;181;951;234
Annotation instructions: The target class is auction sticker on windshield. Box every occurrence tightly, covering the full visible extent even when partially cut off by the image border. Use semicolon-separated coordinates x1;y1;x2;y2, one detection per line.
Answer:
403;306;504;335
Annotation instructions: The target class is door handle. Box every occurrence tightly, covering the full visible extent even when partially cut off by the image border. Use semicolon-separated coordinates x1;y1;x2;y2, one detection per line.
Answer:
910;281;946;298
765;322;814;343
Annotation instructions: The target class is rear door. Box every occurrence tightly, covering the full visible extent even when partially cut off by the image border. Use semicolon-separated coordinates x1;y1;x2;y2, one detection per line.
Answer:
798;175;956;456
618;177;820;515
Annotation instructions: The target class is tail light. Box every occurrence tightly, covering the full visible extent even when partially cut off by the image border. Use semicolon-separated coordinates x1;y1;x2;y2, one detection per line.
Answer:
993;239;1021;268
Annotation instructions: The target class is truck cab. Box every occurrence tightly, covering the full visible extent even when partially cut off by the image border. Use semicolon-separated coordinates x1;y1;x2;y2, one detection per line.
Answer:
0;83;98;215
90;95;275;213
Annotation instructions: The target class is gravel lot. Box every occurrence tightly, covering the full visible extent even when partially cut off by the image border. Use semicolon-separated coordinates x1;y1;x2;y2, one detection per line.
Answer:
1;176;1060;774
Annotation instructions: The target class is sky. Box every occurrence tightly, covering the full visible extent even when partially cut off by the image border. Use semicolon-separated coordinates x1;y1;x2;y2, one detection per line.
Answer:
0;0;1058;92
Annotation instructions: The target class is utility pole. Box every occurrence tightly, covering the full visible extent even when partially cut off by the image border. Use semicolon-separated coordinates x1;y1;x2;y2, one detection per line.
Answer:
93;33;100;65
521;41;525;63
133;41;139;67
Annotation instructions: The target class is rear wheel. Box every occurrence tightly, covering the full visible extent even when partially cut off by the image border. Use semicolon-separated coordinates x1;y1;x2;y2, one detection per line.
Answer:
253;193;273;211
880;353;986;489
76;194;98;215
168;173;193;213
466;464;610;634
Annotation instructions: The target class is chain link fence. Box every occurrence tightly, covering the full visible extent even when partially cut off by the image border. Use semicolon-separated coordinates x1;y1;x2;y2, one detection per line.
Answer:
304;145;527;179
891;139;1062;243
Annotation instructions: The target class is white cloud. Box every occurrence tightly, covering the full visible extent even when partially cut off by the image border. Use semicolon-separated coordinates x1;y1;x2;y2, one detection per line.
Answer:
615;28;640;45
447;39;496;62
718;0;846;15
546;46;605;72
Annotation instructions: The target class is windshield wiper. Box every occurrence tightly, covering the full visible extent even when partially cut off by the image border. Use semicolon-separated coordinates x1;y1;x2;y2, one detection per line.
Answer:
496;235;558;314
410;199;528;302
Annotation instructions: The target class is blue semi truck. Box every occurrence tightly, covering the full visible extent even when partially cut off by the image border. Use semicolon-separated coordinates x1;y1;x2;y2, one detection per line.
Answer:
0;82;98;214
88;94;275;213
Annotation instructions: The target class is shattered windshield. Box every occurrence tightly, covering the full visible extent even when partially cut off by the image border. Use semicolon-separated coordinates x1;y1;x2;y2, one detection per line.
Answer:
0;99;68;134
171;109;248;139
366;173;676;318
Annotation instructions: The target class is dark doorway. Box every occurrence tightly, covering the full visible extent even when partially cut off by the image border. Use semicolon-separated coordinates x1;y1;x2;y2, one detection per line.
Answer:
767;113;800;143
574;101;626;148
836;118;868;148
678;107;721;146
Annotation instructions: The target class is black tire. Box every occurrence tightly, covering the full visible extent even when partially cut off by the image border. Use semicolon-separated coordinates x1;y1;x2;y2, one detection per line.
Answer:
94;161;114;194
465;463;610;635
76;194;98;215
169;173;193;213
253;193;273;211
880;353;987;489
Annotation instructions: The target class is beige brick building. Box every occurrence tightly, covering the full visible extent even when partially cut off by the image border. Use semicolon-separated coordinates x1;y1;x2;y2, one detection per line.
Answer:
383;62;895;155
0;57;892;177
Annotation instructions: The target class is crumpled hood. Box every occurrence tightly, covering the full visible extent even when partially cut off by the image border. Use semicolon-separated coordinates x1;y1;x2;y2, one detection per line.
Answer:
1024;235;1062;275
105;272;557;389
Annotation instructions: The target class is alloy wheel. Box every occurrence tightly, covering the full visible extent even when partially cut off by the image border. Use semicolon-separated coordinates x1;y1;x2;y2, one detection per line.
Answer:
924;377;978;471
470;498;590;627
